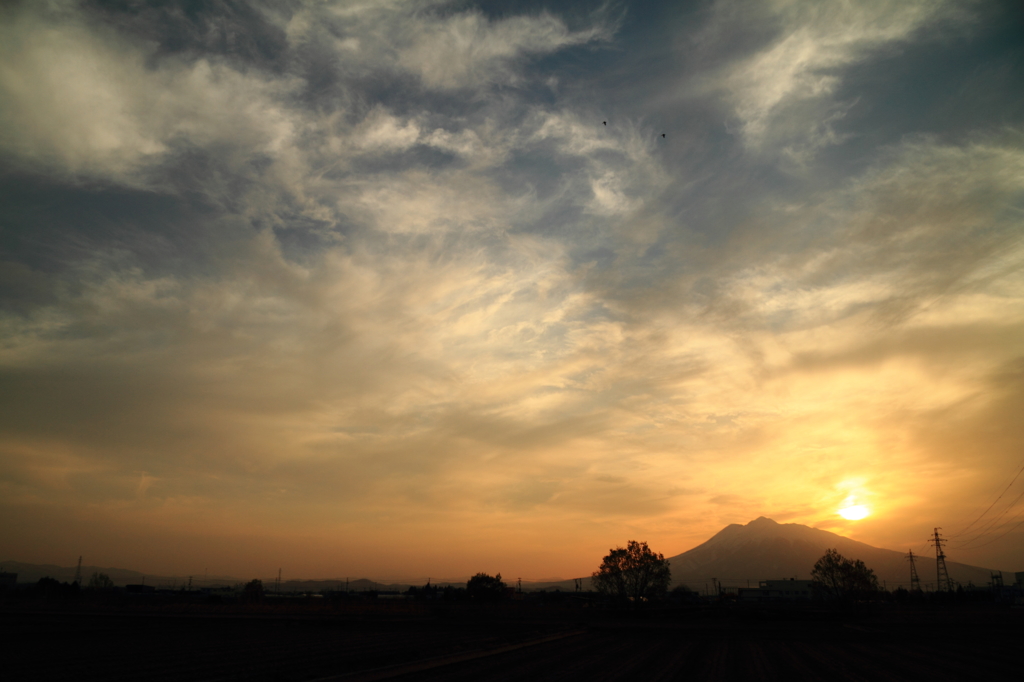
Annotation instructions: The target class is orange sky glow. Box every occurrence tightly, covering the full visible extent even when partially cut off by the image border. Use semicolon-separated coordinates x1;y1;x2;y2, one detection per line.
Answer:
1;1;1023;583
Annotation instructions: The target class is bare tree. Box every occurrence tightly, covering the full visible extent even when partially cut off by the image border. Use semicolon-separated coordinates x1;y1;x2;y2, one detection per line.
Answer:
87;572;114;590
592;540;671;606
811;548;878;602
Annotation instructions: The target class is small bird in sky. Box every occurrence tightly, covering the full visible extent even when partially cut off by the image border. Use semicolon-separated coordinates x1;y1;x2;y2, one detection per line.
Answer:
603;121;607;126
661;133;666;138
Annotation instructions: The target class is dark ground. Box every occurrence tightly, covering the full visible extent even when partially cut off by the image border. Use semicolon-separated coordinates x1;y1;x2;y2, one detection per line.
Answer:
3;602;1020;681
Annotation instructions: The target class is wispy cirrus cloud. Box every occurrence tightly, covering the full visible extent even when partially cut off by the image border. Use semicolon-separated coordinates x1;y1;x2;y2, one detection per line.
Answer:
1;0;1022;578
704;0;968;160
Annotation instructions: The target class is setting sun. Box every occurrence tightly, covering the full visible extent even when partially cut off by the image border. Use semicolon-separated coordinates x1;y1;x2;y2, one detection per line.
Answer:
0;0;1022;594
838;505;870;521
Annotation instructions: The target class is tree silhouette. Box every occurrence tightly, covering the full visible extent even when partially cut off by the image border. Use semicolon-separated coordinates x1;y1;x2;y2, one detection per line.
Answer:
34;577;79;600
811;548;878;601
592;540;671;606
88;572;114;590
466;572;507;601
241;579;265;603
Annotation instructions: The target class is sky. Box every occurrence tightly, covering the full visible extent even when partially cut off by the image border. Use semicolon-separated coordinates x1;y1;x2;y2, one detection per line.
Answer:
1;0;1023;582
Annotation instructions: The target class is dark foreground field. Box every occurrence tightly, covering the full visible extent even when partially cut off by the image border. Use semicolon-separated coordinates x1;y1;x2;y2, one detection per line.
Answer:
3;603;1020;681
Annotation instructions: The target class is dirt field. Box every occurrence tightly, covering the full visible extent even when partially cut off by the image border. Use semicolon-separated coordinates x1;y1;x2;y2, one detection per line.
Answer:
3;604;1019;681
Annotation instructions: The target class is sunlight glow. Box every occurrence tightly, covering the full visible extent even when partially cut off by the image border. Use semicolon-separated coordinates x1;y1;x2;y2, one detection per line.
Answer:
838;505;870;520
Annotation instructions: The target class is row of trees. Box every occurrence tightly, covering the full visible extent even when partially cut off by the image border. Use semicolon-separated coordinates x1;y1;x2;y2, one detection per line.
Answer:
587;540;881;606
48;545;873;606
395;540;877;608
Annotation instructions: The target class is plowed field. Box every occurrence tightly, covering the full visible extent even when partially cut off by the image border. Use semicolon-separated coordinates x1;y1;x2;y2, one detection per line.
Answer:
3;606;1018;681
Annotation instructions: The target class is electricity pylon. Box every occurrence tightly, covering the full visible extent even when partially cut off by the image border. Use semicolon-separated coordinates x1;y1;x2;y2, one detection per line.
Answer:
906;549;921;592
930;528;953;592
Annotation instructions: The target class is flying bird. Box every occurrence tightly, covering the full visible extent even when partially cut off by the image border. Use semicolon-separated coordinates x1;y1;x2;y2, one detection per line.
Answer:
603;121;607;126
661;133;666;138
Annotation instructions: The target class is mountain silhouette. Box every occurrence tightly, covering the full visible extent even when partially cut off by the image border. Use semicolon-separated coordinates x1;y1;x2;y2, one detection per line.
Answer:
5;519;1007;593
666;517;1003;590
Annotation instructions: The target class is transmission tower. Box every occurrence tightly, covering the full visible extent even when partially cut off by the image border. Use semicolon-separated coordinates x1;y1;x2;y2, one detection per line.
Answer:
73;556;82;585
930;528;953;591
906;549;921;592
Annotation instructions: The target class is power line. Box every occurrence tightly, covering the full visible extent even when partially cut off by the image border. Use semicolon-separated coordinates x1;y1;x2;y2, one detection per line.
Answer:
948;459;1024;539
952;485;1024;547
957;510;1024;549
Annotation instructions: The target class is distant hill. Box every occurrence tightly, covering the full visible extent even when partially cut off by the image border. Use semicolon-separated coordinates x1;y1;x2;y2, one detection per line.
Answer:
0;562;433;593
6;519;1007;593
665;517;1004;590
276;578;426;593
0;561;237;588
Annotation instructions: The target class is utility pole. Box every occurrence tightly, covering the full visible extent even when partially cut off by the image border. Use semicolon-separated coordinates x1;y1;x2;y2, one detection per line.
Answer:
73;556;83;586
930;528;953;592
906;550;921;592
991;571;1003;594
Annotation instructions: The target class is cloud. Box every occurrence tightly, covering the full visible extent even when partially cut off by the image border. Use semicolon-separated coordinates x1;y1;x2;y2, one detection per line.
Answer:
716;134;1024;332
707;0;965;156
1;0;1022;577
353;108;421;150
0;3;302;187
282;0;612;92
397;9;608;89
0;7;167;180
